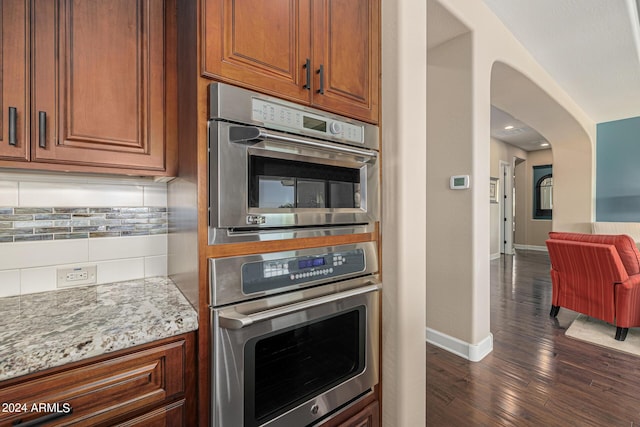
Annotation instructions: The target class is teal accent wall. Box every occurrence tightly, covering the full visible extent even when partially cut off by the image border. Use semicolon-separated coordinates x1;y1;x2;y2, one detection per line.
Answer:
597;116;640;221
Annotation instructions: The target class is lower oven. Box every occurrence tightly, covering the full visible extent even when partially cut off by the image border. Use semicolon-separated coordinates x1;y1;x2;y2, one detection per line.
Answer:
209;243;380;427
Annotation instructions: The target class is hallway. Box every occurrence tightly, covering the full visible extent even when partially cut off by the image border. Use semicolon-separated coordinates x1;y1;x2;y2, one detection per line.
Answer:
427;250;640;426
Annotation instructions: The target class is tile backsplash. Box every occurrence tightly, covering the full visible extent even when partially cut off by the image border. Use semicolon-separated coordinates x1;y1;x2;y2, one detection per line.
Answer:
0;171;169;297
0;206;167;243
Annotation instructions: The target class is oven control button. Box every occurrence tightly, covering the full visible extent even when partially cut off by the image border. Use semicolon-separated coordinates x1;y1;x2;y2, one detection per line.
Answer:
329;122;342;135
290;274;295;280
311;404;320;415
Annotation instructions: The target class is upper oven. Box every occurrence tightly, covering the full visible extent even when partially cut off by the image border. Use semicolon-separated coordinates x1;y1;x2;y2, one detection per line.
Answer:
208;83;380;244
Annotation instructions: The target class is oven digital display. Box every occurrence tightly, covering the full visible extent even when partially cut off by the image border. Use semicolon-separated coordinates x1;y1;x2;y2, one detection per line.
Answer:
303;116;327;132
298;257;325;269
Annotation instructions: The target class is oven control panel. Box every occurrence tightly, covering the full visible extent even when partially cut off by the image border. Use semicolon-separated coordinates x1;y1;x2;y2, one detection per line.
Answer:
251;98;364;145
241;249;366;295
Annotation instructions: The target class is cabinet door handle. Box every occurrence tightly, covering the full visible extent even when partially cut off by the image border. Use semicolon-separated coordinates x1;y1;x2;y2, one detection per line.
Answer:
8;107;17;146
303;58;311;90
317;64;325;94
38;111;47;148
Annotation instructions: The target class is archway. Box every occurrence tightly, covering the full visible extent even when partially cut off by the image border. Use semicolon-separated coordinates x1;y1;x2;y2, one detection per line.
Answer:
491;61;594;234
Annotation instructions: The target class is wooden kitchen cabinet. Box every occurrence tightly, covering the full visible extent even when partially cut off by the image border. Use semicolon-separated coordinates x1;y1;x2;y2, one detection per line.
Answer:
310;0;379;123
0;0;177;176
202;0;379;123
0;0;29;161
0;333;196;427
202;0;312;104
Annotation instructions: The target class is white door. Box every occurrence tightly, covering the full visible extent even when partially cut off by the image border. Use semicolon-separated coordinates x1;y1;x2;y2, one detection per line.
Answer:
500;161;514;255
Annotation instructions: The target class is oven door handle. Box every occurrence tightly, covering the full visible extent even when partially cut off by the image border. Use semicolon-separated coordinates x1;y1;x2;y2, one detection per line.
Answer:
228;125;378;161
218;283;381;330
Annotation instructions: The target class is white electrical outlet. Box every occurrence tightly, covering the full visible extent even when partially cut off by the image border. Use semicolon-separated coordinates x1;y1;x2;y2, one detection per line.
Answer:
57;265;97;288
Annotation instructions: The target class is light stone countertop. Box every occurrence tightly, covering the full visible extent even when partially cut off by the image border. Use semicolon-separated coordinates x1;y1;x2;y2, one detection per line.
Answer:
0;277;198;382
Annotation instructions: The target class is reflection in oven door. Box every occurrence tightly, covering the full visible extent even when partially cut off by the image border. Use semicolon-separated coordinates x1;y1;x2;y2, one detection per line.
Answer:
211;283;380;427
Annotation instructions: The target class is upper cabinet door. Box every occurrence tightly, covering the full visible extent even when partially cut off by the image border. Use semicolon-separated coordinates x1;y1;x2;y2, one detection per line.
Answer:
0;0;29;161
202;0;312;103
311;0;379;123
31;0;170;173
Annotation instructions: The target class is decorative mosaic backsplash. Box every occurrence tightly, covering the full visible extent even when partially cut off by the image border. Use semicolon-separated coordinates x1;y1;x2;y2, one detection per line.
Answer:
0;207;168;243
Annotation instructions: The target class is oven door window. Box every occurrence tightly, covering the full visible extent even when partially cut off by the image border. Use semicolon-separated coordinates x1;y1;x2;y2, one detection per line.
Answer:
244;307;366;427
249;156;361;209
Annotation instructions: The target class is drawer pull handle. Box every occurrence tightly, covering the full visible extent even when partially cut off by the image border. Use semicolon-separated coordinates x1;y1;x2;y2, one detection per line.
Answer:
8;107;17;146
12;407;73;426
38;111;47;148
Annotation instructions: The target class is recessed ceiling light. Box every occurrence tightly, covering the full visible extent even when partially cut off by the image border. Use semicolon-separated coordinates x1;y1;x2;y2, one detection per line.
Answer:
504;125;514;130
541;142;549;147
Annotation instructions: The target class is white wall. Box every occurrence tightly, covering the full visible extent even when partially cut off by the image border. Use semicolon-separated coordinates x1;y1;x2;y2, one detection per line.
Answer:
381;0;427;426
0;171;167;297
427;31;484;353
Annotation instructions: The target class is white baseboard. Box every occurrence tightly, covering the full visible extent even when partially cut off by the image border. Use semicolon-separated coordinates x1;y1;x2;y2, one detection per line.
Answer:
426;327;493;362
514;244;548;252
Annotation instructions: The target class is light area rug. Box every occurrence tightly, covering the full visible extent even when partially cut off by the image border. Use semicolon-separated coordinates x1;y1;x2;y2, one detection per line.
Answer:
565;314;640;357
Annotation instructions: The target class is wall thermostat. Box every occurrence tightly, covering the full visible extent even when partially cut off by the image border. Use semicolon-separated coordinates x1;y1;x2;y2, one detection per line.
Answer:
450;175;469;189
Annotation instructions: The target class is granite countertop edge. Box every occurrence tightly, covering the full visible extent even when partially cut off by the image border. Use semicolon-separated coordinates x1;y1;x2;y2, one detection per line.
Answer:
0;276;198;383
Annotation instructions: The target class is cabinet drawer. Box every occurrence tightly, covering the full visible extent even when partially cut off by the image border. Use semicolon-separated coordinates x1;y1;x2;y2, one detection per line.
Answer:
337;401;379;427
114;400;186;427
0;339;187;427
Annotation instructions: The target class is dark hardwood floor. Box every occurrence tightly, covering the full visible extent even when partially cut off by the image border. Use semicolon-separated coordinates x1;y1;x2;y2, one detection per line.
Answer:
427;250;640;426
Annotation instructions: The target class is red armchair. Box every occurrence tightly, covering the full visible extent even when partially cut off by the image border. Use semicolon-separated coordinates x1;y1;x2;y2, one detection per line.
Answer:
546;232;640;341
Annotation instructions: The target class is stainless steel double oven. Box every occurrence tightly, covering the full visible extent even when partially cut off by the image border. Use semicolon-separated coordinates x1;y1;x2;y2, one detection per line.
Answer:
208;84;381;426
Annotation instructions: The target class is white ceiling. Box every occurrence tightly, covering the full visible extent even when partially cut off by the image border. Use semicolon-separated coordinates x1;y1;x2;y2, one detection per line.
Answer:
483;0;640;125
428;0;640;152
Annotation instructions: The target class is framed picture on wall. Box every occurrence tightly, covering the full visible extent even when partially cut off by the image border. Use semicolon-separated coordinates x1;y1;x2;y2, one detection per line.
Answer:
490;177;499;204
